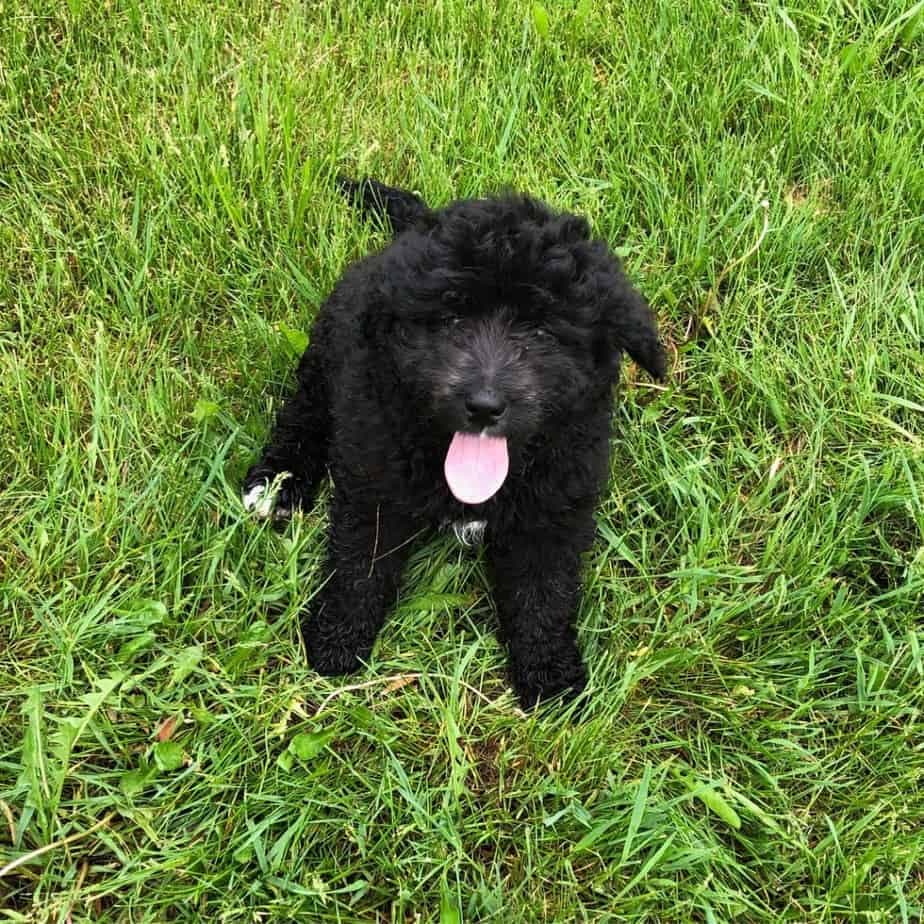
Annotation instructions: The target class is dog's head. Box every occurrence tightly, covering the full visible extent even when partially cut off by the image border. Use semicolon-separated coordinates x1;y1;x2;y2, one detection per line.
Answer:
366;196;666;503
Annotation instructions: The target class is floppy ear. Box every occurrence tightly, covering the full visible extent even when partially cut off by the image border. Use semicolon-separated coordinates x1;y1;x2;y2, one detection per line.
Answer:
601;273;667;381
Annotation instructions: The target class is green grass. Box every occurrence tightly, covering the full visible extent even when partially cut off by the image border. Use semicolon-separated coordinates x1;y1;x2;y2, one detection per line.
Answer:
1;0;923;920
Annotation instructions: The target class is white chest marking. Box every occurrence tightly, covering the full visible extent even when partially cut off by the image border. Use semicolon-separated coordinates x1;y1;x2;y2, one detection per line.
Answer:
452;519;487;547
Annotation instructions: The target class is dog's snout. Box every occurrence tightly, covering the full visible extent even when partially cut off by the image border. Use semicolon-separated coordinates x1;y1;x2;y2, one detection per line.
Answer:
465;388;507;427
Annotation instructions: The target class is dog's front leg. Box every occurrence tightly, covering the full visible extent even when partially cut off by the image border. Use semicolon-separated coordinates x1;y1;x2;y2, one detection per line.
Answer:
302;493;416;676
490;520;591;708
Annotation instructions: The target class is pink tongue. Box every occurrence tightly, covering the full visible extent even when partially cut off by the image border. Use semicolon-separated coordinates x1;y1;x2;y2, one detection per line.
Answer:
444;432;509;505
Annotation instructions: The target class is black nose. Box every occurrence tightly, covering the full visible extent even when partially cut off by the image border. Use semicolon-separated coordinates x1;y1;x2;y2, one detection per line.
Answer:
465;389;508;427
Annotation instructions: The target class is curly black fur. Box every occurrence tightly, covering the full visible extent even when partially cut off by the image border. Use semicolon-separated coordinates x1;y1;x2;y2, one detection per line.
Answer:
244;178;666;707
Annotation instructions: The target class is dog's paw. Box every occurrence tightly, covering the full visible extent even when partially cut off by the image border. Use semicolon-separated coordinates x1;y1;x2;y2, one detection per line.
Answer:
510;656;587;710
242;465;305;521
308;643;366;677
301;618;368;676
242;480;278;519
301;607;370;676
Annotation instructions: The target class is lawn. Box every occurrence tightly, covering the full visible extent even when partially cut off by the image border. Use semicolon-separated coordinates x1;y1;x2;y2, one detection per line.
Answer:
1;0;923;920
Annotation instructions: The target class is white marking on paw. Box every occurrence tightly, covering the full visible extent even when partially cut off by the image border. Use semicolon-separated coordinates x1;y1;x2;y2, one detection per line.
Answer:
243;471;295;520
243;482;276;519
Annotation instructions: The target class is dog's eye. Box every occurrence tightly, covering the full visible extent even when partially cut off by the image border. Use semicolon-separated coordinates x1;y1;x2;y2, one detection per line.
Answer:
442;314;462;329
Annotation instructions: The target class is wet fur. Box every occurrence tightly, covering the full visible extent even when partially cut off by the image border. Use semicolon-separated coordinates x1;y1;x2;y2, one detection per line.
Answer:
243;178;666;707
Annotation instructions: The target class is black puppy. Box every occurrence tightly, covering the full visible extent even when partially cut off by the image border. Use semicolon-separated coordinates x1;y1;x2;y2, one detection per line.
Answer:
243;178;666;706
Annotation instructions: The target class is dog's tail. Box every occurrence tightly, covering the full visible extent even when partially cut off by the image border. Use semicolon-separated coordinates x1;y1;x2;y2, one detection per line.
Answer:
337;175;430;235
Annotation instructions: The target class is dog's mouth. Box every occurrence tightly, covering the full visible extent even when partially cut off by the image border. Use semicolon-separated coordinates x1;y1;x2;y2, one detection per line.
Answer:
444;431;509;505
